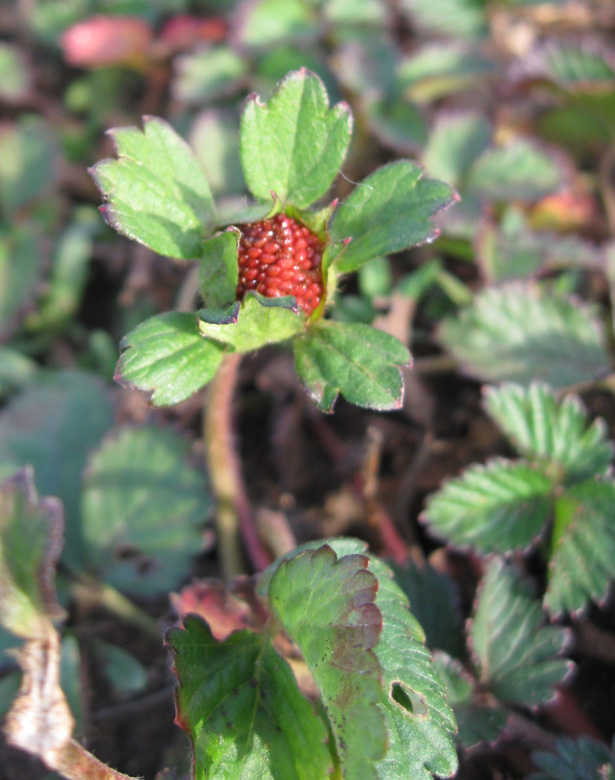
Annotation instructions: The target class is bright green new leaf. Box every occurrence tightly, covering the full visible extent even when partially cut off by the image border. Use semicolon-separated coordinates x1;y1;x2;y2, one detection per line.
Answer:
329;160;456;274
422;113;491;187
0;469;64;640
422;459;553;553
269;546;386;780
484;383;613;485
294;320;410;412
467;139;563;201
546;480;615;615
198;229;240;310
117;312;225;406
530;736;615;780
198;292;306;353
90;117;215;259
170;617;332;780
240;69;352;209
81;426;210;596
470;558;570;706
438;283;609;387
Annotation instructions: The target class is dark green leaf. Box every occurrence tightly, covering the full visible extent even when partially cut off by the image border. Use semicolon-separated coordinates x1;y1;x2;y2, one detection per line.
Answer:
240;69;352;209
170;617;332;780
198;229;240;310
422;459;553;554
0;115;56;215
117;312;225;406
0;227;42;337
530;736;614;780
364;98;428;154
329;161;457;274
0;348;38;399
90;117;214;259
294;320;410;412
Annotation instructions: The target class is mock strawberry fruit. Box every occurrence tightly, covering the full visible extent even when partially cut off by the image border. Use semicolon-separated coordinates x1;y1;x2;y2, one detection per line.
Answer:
236;213;325;316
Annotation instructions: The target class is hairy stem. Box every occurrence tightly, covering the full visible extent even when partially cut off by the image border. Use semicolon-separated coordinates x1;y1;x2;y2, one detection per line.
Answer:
204;352;271;580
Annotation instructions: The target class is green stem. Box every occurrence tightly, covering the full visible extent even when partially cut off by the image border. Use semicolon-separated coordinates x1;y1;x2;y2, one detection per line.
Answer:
71;576;160;639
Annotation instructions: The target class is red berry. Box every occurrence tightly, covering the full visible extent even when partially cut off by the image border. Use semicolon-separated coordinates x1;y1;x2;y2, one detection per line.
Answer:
236;214;324;315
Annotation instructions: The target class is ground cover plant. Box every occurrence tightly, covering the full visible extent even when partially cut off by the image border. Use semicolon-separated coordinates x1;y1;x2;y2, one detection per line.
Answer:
1;1;615;779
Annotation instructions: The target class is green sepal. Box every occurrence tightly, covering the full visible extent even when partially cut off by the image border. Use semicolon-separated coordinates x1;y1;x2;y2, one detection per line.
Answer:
198;229;240;310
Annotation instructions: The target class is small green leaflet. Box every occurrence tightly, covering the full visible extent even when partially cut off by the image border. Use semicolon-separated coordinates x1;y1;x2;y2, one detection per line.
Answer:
90;116;215;260
198;229;240;310
116;312;225;406
240;69;352;209
294;320;411;412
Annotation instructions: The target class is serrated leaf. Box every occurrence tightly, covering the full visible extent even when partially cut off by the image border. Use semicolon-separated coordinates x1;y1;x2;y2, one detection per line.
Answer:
438;283;609;387
116;312;225;406
240;69;352;209
467;139;563;201
198;229;240;310
546;480;615;615
0;371;113;569
484;383;613;485
294;320;410;412
269;545;386;780
90;116;214;259
170;616;332;780
422;113;491;187
329;160;456;274
471;558;569;706
199;292;306;352
81;426;210;596
530;736;615;780
0;469;64;640
422;459;553;554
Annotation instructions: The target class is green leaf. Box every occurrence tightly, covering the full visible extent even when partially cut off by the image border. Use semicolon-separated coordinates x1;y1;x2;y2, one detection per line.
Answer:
0;115;56;215
0;43;29;101
0;371;113;569
467;139;563;201
528;43;615;90
530;736;615;780
329;160;457;274
116;312;225;406
190;109;245;197
198;229;240;310
269;545;386;779
422;113;491;187
324;0;389;25
364;98;428;154
546;480;615;615
234;0;320;49
170;616;332;780
470;558;570;706
240;69;352;209
81;426;210;596
438;283;609;387
0;226;43;337
422;459;553;554
0;469;64;640
199;292;306;352
0;348;38;399
90;116;214;259
398;0;488;39
96;641;148;693
484;383;613;485
399;44;493;103
172;47;246;105
294;320;410;412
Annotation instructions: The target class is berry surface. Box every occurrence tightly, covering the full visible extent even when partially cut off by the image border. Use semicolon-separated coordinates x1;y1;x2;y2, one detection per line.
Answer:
236;214;325;315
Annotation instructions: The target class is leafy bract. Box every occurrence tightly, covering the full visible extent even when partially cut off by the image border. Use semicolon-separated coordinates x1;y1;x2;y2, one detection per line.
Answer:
240;69;352;209
546;480;615;615
422;460;552;553
470;559;570;706
268;545;386;780
198;229;240;310
484;383;613;485
438;283;609;387
294;320;410;412
170;617;331;780
81;426;210;596
0;371;113;569
422;113;491;187
0;469;64;640
116;312;225;406
329;160;456;274
90;116;214;259
198;293;306;352
530;736;615;780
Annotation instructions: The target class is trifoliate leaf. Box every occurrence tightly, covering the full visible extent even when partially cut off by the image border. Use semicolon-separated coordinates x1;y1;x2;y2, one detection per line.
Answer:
294;320;410;412
484;383;613;485
546;480;615;615
0;469;64;640
422;113;491;187
268;545;386;780
81;426;210;596
90;116;214;259
470;558;570;706
438;283;609;387
198;292;306;352
240;69;352;209
116;312;225;406
530;736;615;780
198;229;240;310
170;617;332;780
329;160;456;274
422;459;553;554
